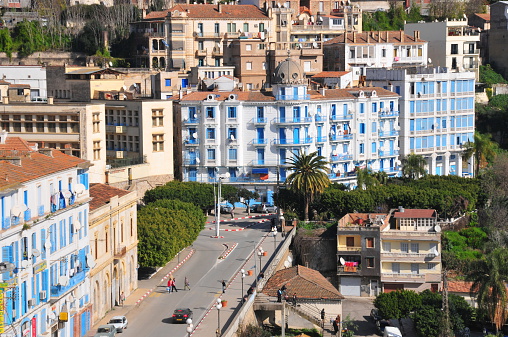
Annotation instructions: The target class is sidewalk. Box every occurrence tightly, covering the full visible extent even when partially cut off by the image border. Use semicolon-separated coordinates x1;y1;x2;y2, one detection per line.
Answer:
88;246;195;335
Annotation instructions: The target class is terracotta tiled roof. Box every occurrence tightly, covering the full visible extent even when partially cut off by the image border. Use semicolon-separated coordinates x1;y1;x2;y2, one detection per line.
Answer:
393;209;437;218
0;80;10;85
9;84;30;88
311;87;399;100
144;9;171;19
324;31;426;45
0;137;89;191
89;183;132;211
339;213;390;227
168;4;268;19
263;265;344;300
474;13;490;22
448;281;475;293
312;71;351;78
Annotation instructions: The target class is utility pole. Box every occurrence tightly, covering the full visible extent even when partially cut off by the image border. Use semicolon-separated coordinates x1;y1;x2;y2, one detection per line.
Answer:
440;269;453;337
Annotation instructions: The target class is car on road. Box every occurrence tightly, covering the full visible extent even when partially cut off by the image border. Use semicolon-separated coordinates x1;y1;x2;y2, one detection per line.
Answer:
220;205;232;214
172;308;193;323
94;324;117;337
108;316;128;333
377;320;392;335
253;203;277;213
383;326;402;337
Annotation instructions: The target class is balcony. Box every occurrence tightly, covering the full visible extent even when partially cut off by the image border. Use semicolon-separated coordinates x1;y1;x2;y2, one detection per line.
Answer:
463;48;480;55
183;118;199;125
330;154;353;162
183;159;200;166
330;134;353;142
274;117;313;124
337;266;361;274
381;272;425;282
273;138;313;146
274;94;310;101
337;245;362;252
381;252;440;262
194;32;224;39
316;136;327;143
381;231;441;241
195;49;207;57
38;205;44;217
330;114;353;121
107;156;147;169
114;246;127;258
24;209;31;222
379;130;399;137
252;138;268;146
106;125;127;134
50;269;87;298
378;150;399;156
184;139;200;146
212;48;223;57
315;115;327;122
379;111;399;118
252;117;267;125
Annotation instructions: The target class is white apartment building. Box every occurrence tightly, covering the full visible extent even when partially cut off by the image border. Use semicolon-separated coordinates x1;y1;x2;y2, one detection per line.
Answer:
405;19;481;80
323;30;428;84
0;132;93;337
175;57;400;201
0;66;47;100
88;184;137;325
367;67;475;177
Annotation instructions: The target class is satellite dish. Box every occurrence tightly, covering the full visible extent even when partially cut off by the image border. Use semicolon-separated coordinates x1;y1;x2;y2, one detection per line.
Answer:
434;225;441;233
340;257;346;266
287;256;292;263
192;132;198;138
196;157;201;164
109;61;113;67
428;58;432;64
44;241;52;249
62;190;72;199
21;260;29;268
75;184;85;196
32;249;41;257
86;253;96;268
11;204;27;217
59;276;69;286
193;114;197;118
284;260;290;268
73;220;82;232
230;134;235;140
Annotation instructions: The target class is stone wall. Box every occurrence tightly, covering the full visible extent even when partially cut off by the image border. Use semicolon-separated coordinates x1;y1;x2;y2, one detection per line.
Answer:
0;52;87;66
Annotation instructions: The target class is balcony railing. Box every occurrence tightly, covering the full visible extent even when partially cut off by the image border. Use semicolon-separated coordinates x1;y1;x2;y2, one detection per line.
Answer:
51;269;87;298
273;138;313;145
381;272;426;281
38;205;44;216
379;130;399;137
337;246;362;251
379;111;399;118
107;156;147;169
330;134;353;141
274;94;310;101
115;246;127;258
252;117;267;124
184;139;200;145
316;136;327;142
183;118;199;124
330;114;353;121
338;266;361;273
378;150;399;156
252;138;268;145
315;115;327;122
331;154;353;162
274;117;313;124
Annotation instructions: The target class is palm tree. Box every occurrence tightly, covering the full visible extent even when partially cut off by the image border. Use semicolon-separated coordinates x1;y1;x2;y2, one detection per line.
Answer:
285;151;330;221
466;248;508;333
462;131;498;176
356;167;380;190
401;153;427;180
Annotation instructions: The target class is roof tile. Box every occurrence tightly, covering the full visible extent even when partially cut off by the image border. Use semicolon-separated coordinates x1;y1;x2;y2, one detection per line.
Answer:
89;183;132;211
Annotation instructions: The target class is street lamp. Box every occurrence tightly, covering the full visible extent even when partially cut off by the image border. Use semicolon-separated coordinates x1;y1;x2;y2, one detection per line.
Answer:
272;227;277;251
215;176;224;238
241;269;245;303
186;318;193;337
216;298;222;337
257;247;264;285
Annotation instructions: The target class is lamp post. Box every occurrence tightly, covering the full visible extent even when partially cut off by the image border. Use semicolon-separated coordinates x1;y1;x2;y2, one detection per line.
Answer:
215;298;222;337
241;269;245;303
215;176;223;238
186;318;193;337
272;227;277;251
257;247;264;286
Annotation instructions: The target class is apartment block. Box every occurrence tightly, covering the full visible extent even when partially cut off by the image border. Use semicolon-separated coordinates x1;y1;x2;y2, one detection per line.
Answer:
489;1;508;79
366;67;475;177
0;133;93;337
174;57;400;201
405;19;481;80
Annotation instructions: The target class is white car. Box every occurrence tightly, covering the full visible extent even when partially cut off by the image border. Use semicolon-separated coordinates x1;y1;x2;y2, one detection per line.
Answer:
108;316;128;333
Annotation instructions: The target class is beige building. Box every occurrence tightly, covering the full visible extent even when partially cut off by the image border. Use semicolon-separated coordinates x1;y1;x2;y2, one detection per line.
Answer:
88;183;138;325
405;19;481;80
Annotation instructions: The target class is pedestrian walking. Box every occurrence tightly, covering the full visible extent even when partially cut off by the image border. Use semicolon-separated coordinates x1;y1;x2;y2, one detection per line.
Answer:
262;204;267;213
332;319;339;335
184;276;191;290
167;278;172;293
171;278;178;292
222;280;227;293
277;289;282;302
321;308;325;320
230;208;234;219
292;293;297;306
120;292;125;307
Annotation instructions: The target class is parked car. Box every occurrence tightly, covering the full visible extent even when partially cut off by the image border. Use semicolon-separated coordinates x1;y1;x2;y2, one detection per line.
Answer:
172;308;193;323
254;203;277;213
376;320;391;335
94;324;117;337
220;205;232;214
383;326;402;337
108;316;128;333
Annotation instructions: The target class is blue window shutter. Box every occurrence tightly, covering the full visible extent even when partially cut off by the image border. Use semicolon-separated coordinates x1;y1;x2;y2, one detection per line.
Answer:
13;242;18;268
41;308;47;332
21;281;27;315
5;290;13;324
42;270;48;296
2;246;11;279
36;273;40;305
69;217;74;244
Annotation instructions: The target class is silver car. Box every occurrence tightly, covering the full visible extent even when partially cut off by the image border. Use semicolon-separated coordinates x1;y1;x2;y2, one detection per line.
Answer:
108;316;128;333
94;324;117;337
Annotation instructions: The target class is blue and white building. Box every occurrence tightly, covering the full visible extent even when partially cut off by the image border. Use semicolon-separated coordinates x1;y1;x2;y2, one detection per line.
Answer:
175;57;401;200
0;131;93;337
367;66;475;176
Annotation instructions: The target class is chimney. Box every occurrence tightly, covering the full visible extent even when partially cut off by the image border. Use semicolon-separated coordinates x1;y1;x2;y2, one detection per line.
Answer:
353;31;356;43
47;96;54;105
2;96;7;104
367;32;370;43
0;130;7;144
142;8;146;19
414;30;420;40
321;87;326;96
398;206;404;212
400;30;404;43
39;149;53;157
218;3;222;12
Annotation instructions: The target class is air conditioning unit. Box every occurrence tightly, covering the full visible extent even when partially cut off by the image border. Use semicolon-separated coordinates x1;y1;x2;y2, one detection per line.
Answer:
116;151;124;159
39;290;47;300
28;298;36;306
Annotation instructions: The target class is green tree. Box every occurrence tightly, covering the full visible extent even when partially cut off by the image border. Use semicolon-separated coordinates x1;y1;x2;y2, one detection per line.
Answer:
401;153;427;180
465;248;508;333
137;199;205;267
413;305;442;337
143;181;215;211
374;290;422;321
285;151;330;221
0;29;13;58
236;188;260;215
356;167;380;190
462;132;498;175
479;64;507;87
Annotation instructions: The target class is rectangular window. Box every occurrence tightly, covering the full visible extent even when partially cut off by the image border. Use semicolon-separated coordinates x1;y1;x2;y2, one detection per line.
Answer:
359;143;364;154
228;107;237;118
401;243;408;253
207;149;216;160
152;109;163;127
411;243;419;253
206;107;215;118
206;128;216;139
371;142;376;153
411;263;420;274
246;62;252;70
366;238;374;248
359;123;365;134
366;257;374;268
228;148;237;160
165;79;171;86
383;242;391;252
428;263;437;270
392;262;400;274
152;134;164;151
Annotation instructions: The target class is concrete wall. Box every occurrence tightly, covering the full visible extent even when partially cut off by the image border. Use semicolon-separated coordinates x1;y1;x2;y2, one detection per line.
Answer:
0;52;87;66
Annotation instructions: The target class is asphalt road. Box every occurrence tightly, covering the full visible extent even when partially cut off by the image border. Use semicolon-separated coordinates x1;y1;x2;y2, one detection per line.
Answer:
120;217;270;337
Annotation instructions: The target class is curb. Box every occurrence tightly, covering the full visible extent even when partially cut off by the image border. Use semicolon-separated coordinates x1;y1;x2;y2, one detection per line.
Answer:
219;243;237;259
209;218;270;231
206;213;275;224
134;248;195;306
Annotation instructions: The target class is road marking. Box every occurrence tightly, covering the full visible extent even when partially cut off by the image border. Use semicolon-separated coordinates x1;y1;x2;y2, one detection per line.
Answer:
150;292;164;298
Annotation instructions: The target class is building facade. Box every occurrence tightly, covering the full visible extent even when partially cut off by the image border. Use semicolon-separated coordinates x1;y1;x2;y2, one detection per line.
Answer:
174;57;400;200
366;67;475;177
488;1;508;79
88;184;137;325
0;133;93;337
405;19;481;80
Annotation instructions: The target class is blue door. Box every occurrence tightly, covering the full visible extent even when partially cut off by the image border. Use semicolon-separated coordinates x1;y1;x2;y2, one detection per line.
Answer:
257;149;265;165
293;128;300;144
293;106;300;122
189;151;197;165
279;107;286;123
317;126;322;141
257;128;264;143
279;128;286;144
389;140;394;155
181;79;188;88
189;168;197;181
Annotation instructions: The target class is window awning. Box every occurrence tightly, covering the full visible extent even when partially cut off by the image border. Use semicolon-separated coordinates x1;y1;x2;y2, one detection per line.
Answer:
252;168;269;174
